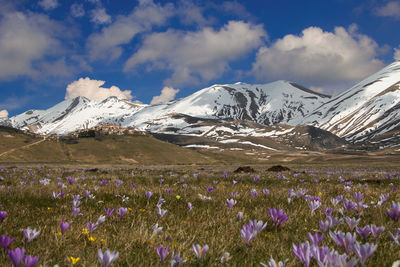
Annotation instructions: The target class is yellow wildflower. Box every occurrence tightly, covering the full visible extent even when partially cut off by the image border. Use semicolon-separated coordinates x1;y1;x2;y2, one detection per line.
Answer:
88;236;96;242
81;228;89;236
47;207;51;210
139;209;146;212
318;192;323;197
265;233;271;239
100;238;106;243
56;232;62;236
176;195;181;200
70;257;80;264
128;207;132;211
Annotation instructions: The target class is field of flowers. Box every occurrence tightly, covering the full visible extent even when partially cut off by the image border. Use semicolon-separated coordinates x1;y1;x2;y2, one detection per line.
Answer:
0;164;399;266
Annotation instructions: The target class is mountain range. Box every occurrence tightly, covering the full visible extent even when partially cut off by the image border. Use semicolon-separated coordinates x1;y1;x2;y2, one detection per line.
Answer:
3;61;400;152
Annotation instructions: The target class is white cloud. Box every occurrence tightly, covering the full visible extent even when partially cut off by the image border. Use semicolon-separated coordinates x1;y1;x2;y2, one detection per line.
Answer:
65;77;133;100
0;109;8;118
86;0;174;61
0;11;66;80
251;25;384;91
90;7;111;25
395;48;400;61
70;3;85;18
38;0;58;11
376;1;400;19
150;87;180;104
177;0;214;26
124;21;267;86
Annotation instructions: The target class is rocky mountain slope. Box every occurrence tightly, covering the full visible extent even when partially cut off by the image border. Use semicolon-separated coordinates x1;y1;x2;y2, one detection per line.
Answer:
302;61;400;146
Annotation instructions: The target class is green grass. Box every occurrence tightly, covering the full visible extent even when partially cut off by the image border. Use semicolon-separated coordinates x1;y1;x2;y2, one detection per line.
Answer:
0;165;399;266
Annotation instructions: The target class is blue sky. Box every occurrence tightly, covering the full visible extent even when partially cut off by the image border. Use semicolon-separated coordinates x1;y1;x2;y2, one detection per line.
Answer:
1;0;400;117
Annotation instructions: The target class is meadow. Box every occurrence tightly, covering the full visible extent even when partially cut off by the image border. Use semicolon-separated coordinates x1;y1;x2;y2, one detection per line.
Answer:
0;164;399;266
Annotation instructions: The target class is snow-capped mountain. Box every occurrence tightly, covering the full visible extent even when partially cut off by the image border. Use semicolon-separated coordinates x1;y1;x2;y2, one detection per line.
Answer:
303;61;400;144
10;96;146;135
9;80;329;136
8;61;400;150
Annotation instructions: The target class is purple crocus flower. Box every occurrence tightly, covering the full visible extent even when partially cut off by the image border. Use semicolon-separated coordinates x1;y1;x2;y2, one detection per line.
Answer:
268;208;289;229
0;211;6;222
192;244;209;260
327;251;358;267
262;189;270;195
344;217;360;231
104;208;115;219
307;232;324;245
100;180;109;187
67;177;74;184
329;231;357;254
250;189;258;197
292;241;311;267
156;245;169;263
309;200;321;214
240;225;255;245
86;222;98;235
60;221;70;234
386;201;400;221
115;179;123;187
377;193;389;206
323;207;334;216
72;206;80;217
118;207;127;219
145;191;153;201
311;245;331;265
226;199;237;209
389;228;400;246
370;225;385;240
353;192;364;202
356;226;371;241
98;249;119;267
170;251;186;266
187;202;193;211
0;235;15;251
8;247;25;267
331;195;343;206
342;200;357;212
206;186;214;192
24;255;39;267
353;242;377;265
23;228;40;243
260;257;289;267
156;206;168;218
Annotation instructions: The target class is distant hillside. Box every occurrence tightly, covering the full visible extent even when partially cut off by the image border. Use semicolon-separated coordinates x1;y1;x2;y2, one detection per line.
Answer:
0;130;213;164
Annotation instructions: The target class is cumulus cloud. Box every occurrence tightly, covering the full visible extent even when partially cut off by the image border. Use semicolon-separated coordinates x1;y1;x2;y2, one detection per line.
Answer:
0;11;66;80
251;25;384;91
90;7;111;24
124;21;267;86
150;87;180;104
86;0;174;61
38;0;58;11
0;109;8;118
70;3;85;18
375;1;400;19
65;77;133;100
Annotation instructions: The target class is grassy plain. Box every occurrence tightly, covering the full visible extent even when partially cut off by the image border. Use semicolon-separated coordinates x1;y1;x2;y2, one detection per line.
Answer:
0;163;399;266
